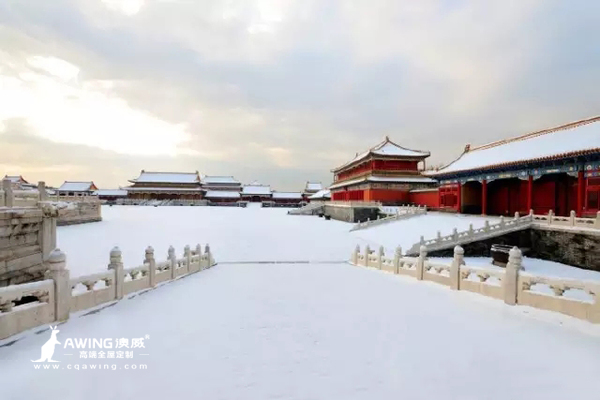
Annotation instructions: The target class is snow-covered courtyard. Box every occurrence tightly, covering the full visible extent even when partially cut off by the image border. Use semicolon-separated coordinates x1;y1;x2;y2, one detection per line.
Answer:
2;260;600;399
2;205;600;399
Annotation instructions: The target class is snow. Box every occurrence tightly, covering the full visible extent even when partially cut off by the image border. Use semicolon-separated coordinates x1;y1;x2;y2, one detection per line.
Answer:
334;138;430;172
309;189;331;199
435;118;600;174
2;262;600;399
305;182;323;192
124;187;201;192
132;172;200;184
56;206;363;276
204;190;241;199
94;189;128;197
241;185;272;195
58;182;95;192
272;192;302;199
201;176;240;184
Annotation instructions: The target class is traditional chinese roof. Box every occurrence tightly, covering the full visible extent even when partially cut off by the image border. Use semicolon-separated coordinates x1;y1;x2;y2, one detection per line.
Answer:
329;175;436;190
304;182;323;192
332;136;430;173
201;176;240;185
123;186;202;192
58;181;98;192
129;171;200;184
433;116;600;177
204;190;241;199
272;192;303;200
309;189;331;200
94;189;128;197
242;185;272;196
4;175;29;184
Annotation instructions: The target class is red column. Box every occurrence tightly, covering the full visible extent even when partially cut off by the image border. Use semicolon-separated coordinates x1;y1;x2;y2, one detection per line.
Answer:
526;175;533;214
481;180;488;215
577;171;584;217
456;183;462;213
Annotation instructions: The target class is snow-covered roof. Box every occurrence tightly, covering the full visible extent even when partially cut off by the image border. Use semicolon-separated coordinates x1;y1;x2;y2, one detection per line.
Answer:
242;185;272;195
94;189;128;197
123;186;202;192
272;192;303;200
434;116;600;176
204;190;241;199
329;175;436;190
4;175;28;184
201;176;240;185
332;137;430;172
58;181;98;192
130;171;200;184
309;189;331;199
305;182;323;192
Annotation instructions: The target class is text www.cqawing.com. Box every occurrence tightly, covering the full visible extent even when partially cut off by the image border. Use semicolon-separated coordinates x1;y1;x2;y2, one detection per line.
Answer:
34;364;148;370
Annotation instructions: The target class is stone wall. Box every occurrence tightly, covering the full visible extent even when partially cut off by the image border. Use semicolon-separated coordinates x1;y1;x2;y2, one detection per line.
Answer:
56;202;102;226
0;207;56;287
428;227;600;271
324;203;380;223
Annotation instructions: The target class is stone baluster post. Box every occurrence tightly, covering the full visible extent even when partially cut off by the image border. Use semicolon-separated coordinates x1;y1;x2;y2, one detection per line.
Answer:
168;246;177;279
364;245;371;268
503;247;522;306
205;244;212;268
514;211;520;220
420;236;425;245
416;245;427;281
393;246;402;274
38;181;48;202
596;211;600;229
452;228;458;241
548;210;554;225
196;244;202;270
45;248;71;322
499;216;505;227
436;231;442;242
569;210;576;226
377;246;384;270
145;246;156;288
184;245;191;273
484;220;490;232
450;245;464;290
108;247;124;300
468;224;474;236
351;245;360;265
2;178;13;208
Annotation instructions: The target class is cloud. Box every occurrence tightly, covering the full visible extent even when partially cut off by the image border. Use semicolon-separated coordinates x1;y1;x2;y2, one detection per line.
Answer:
1;0;600;190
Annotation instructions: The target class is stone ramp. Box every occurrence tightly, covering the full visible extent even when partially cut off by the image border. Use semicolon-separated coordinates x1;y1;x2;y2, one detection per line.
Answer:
406;213;534;255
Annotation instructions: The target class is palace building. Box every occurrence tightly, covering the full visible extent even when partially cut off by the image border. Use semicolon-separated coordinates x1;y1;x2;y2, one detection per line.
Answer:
329;137;436;203
430;116;600;217
241;182;272;202
57;181;98;196
201;176;241;192
124;171;203;200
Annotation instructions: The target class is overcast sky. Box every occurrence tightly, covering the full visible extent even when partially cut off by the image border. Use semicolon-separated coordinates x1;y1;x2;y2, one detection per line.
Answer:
1;0;599;190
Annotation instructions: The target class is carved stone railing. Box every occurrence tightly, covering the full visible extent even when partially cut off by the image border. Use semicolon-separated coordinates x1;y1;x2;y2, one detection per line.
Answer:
0;279;56;339
0;243;217;340
350;205;427;231
407;210;600;255
350;244;600;323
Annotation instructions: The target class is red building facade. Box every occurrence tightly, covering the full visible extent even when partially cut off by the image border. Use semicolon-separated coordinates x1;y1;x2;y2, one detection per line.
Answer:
329;137;436;204
431;117;600;218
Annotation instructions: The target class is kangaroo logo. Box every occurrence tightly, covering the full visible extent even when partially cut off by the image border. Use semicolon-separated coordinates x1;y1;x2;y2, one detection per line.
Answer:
31;325;61;363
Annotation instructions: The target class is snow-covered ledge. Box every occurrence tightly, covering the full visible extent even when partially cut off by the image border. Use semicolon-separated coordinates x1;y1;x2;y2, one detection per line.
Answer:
0;244;216;340
350;244;600;323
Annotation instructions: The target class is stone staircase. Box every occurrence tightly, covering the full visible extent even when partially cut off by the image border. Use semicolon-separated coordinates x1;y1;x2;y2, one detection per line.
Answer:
287;202;325;216
350;205;427;231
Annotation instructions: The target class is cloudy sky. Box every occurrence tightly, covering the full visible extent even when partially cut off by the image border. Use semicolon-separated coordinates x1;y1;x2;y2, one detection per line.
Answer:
1;0;598;190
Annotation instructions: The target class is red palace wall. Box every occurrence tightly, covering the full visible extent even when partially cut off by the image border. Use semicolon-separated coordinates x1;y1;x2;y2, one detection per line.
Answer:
364;189;410;203
409;190;440;208
336;160;419;181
